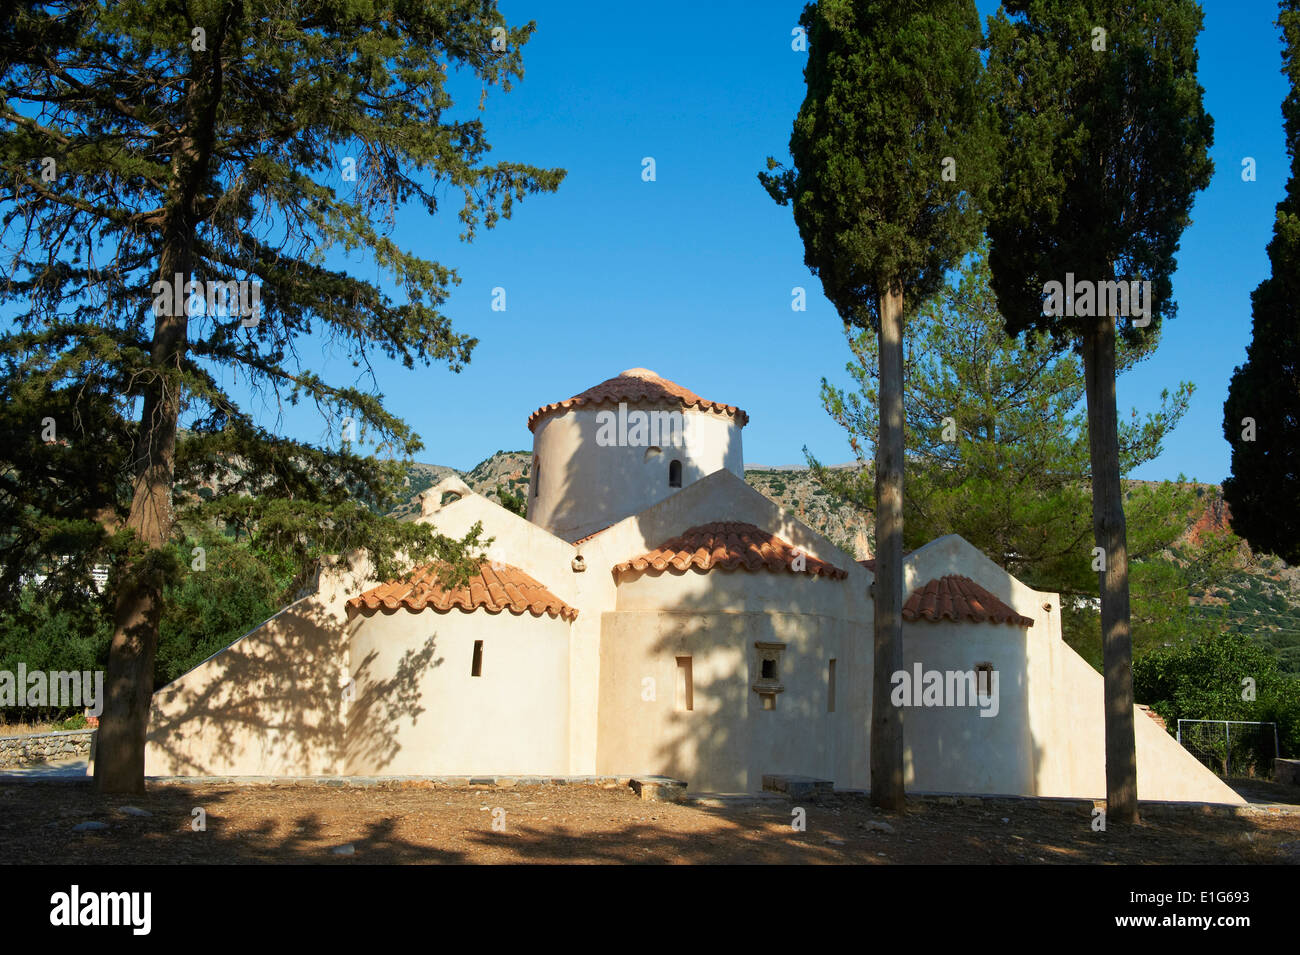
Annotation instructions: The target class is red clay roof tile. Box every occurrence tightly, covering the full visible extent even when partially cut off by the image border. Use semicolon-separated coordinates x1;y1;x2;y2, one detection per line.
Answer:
527;367;749;432
902;575;1033;627
613;521;847;579
346;561;577;621
1138;704;1168;731
573;524;615;545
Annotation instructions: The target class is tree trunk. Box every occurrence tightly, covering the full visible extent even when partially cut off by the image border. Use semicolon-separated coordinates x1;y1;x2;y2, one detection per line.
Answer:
871;280;906;811
1081;314;1139;824
94;239;190;794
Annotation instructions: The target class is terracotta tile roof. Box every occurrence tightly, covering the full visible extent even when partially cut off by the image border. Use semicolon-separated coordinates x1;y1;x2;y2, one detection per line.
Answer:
613;521;847;579
573;524;615;545
1138;704;1168;732
346;561;577;621
902;575;1034;627
527;367;749;432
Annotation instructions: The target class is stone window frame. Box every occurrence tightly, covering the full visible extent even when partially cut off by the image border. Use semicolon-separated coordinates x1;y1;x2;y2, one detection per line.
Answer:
753;641;786;710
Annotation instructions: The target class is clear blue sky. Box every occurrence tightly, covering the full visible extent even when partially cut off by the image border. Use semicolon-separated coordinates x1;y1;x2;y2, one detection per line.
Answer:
239;0;1291;482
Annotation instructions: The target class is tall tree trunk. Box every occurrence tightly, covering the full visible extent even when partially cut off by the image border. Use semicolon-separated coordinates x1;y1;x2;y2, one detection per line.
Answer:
871;280;906;811
1081;314;1139;824
94;238;190;794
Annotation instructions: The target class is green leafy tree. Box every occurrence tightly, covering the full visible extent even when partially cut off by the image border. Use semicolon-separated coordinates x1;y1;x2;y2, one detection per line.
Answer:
0;587;112;725
1223;1;1300;563
0;0;563;792
493;483;527;518
154;531;298;685
761;0;991;809
1134;632;1300;769
984;0;1214;822
812;243;1238;667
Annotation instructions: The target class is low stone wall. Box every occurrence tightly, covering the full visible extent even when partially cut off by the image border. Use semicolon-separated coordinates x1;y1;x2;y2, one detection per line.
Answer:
0;729;95;766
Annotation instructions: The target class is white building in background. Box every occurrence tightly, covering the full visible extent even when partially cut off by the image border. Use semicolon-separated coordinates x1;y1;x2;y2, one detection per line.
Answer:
141;368;1240;803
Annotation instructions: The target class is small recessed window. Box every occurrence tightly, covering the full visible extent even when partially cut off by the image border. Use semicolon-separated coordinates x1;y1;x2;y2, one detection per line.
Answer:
828;658;837;712
753;642;786;710
676;656;693;712
472;640;484;677
668;459;682;488
533;459;541;497
976;662;993;697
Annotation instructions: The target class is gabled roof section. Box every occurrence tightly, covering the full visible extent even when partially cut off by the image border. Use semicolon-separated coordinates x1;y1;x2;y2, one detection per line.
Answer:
858;553;912;572
346;561;577;621
903;575;1033;627
613;521;847;579
573;523;616;545
527;367;749;432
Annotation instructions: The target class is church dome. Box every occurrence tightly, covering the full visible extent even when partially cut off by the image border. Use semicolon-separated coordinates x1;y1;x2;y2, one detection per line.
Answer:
527;367;749;432
525;368;747;542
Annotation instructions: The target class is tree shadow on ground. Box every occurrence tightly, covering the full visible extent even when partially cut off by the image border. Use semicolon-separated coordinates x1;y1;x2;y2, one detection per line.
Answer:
1;780;1294;865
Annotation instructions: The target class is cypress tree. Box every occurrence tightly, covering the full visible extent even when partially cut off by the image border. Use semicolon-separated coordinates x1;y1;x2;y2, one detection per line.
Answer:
984;0;1214;821
1223;0;1300;563
762;0;990;810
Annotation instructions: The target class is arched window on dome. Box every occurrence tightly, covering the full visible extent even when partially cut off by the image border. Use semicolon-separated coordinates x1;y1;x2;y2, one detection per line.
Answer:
668;459;682;488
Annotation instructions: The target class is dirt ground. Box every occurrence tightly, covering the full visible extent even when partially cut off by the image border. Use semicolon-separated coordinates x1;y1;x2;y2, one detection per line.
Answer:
3;780;1299;864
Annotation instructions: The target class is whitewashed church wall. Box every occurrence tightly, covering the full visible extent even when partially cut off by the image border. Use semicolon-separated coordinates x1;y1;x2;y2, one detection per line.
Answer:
528;406;744;542
344;609;570;776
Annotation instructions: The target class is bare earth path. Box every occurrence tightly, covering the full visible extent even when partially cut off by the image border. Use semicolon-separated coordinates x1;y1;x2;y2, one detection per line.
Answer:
2;780;1297;864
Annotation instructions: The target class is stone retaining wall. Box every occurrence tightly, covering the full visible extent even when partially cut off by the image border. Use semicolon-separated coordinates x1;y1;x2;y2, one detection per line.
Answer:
0;729;95;766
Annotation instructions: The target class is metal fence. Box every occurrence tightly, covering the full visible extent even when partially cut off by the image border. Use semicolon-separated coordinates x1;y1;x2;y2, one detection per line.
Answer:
1176;719;1280;779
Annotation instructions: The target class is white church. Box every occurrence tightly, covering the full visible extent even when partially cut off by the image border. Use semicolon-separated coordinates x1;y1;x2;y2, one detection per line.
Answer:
143;368;1241;803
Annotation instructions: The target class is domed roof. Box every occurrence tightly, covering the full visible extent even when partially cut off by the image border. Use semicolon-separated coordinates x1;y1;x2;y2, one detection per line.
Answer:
612;521;846;579
527;368;749;432
345;561;577;621
902;575;1033;627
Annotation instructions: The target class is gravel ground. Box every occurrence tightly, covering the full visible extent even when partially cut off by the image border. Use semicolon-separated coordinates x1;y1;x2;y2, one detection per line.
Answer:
2;780;1298;864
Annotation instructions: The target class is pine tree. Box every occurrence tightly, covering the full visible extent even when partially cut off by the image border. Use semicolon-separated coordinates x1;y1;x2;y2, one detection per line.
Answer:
761;0;991;810
984;0;1214;821
0;1;563;792
812;242;1235;666
1223;0;1300;564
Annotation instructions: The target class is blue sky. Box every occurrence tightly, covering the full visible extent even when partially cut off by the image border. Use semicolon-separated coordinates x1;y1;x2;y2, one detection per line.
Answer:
238;0;1291;482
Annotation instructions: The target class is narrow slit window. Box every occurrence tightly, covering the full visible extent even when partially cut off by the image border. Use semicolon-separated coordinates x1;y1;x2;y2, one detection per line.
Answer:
471;640;484;677
828;658;837;712
668;459;682;488
533;459;541;497
676;656;693;711
976;662;993;698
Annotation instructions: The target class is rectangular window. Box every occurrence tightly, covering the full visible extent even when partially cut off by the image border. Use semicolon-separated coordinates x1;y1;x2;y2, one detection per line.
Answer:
472;640;484;677
976;662;993;697
675;656;693;712
828;658;837;712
